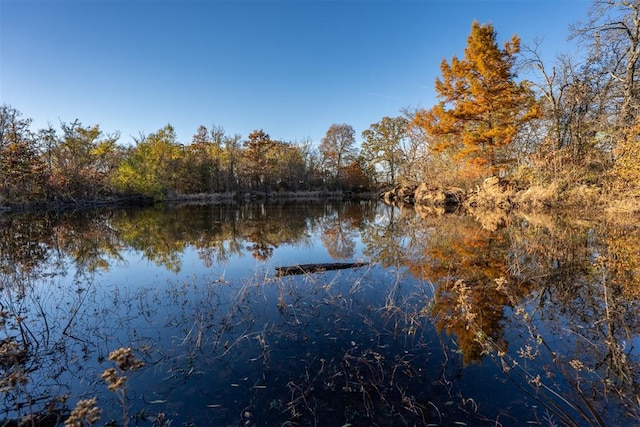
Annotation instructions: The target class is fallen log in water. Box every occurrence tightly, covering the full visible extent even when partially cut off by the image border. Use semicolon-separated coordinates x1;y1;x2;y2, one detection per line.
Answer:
275;262;369;277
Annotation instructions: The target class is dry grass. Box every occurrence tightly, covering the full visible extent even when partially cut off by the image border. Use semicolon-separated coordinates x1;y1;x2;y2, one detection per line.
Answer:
605;195;640;216
512;181;602;211
512;182;561;210
564;184;602;208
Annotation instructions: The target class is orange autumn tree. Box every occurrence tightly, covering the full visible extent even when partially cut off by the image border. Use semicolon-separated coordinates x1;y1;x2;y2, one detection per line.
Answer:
414;21;539;181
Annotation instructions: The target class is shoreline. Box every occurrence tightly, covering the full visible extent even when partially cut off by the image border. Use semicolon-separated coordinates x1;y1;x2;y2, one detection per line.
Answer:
380;177;640;218
0;190;378;214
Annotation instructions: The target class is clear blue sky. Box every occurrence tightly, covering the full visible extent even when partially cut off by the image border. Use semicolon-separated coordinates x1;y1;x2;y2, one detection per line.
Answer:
2;0;591;147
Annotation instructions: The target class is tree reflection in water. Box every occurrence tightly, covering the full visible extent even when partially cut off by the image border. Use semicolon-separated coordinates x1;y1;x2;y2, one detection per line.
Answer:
362;204;640;425
0;202;639;426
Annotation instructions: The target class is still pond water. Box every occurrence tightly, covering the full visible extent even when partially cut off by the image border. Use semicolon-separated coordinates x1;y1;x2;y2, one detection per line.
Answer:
1;200;639;426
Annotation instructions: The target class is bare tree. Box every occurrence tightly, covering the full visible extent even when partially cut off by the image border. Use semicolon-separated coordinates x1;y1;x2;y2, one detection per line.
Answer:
571;0;640;126
522;43;613;158
0;105;33;150
319;123;356;185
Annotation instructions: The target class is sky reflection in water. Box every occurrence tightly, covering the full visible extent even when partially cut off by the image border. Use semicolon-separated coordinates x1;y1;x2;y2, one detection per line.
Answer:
1;201;639;426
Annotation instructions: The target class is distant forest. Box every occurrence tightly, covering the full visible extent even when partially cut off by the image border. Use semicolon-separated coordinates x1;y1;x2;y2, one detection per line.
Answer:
2;1;640;209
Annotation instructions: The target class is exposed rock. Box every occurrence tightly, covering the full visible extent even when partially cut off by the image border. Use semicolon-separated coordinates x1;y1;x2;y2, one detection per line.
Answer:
396;184;418;202
381;177;520;217
379;184;418;204
413;183;441;205
414;184;465;208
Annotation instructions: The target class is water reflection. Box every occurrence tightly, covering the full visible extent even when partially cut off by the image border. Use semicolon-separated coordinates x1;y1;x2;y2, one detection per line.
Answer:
1;202;639;426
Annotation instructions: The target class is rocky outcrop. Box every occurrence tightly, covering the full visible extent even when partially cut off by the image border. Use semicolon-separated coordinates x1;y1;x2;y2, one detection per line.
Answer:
380;184;418;204
414;184;465;209
380;177;515;215
380;183;467;210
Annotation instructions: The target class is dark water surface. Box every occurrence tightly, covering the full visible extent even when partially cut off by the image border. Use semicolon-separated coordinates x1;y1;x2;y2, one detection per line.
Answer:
1;201;639;426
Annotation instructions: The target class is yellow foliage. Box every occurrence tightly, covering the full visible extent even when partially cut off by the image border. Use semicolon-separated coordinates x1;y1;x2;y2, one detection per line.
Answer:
613;118;640;194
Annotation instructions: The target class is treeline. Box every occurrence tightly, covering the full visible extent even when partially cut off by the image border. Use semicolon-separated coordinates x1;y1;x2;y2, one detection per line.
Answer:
0;103;430;207
3;0;640;209
0;113;377;207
